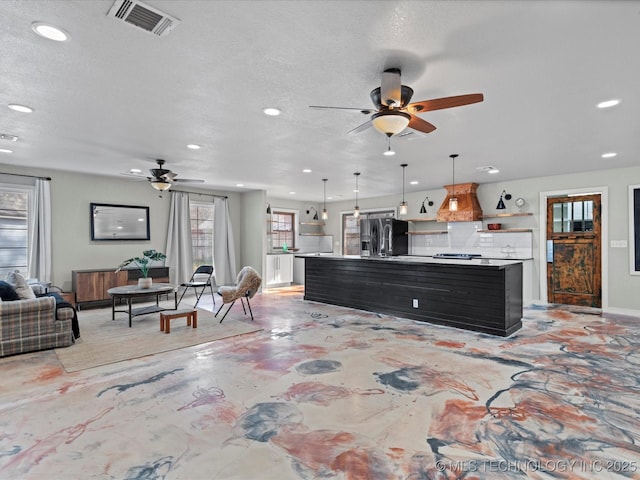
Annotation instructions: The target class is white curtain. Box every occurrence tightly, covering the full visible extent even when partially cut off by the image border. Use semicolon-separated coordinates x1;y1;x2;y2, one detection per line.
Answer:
166;191;193;284
213;196;237;285
28;179;52;281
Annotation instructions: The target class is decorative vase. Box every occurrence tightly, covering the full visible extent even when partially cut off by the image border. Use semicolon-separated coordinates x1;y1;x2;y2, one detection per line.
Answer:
138;277;153;289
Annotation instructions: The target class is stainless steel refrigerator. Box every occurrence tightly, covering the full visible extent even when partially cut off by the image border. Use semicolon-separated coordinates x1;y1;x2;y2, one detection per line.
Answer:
359;214;408;257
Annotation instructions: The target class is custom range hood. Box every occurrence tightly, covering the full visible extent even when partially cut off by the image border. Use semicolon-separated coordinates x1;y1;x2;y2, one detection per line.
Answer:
436;182;483;222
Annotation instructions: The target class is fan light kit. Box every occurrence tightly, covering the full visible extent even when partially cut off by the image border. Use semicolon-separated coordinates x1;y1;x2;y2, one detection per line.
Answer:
147;159;204;191
310;68;483;139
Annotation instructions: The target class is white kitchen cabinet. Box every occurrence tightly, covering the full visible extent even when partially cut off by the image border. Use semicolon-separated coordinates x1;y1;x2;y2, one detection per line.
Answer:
266;254;293;286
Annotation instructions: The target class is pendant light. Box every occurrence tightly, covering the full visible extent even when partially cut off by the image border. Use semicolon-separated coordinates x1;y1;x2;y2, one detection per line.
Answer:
353;172;360;218
399;163;408;215
449;154;459;212
321;178;328;220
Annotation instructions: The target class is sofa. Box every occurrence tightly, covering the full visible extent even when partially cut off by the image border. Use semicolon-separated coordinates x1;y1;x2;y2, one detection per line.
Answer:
0;294;76;357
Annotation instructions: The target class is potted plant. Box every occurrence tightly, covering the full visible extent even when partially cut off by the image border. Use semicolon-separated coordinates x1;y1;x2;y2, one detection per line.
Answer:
116;249;167;288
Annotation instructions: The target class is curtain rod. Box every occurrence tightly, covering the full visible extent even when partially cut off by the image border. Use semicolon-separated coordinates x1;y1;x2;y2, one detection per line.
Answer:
170;189;227;199
0;171;52;181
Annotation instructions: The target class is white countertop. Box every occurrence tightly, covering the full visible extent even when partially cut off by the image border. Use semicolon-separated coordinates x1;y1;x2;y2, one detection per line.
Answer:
297;254;524;267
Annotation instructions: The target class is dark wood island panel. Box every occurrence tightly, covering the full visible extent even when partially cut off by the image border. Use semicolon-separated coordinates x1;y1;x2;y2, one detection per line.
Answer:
303;256;522;336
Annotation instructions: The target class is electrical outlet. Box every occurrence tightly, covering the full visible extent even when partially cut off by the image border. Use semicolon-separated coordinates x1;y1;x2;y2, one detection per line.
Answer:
412;299;419;308
611;240;628;248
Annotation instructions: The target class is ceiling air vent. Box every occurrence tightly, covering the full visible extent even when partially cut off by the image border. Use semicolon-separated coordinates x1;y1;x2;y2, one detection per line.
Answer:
108;0;180;37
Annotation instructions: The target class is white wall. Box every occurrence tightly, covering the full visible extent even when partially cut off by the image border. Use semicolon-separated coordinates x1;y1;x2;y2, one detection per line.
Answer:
320;166;640;314
0;165;248;292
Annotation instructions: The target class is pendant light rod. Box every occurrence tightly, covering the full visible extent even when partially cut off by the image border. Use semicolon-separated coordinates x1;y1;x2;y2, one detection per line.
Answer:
353;172;361;218
322;178;328;220
399;163;408;215
449;154;459;212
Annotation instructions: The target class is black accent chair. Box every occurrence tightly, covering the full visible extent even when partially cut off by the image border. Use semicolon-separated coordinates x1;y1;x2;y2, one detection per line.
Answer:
177;265;216;308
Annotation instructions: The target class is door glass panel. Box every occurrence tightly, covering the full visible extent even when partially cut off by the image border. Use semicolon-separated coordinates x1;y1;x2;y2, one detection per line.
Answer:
552;200;594;232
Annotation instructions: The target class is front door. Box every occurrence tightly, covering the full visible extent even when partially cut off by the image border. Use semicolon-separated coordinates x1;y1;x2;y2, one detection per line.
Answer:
546;194;602;307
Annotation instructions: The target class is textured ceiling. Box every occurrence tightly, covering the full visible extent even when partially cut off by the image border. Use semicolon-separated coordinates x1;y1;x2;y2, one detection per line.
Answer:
0;0;638;202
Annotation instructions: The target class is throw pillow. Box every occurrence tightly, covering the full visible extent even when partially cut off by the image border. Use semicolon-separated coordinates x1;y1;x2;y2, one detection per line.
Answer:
6;271;36;300
0;280;20;301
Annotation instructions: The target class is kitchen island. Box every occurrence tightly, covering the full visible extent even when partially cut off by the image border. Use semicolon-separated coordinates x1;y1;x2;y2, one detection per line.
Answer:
302;255;523;336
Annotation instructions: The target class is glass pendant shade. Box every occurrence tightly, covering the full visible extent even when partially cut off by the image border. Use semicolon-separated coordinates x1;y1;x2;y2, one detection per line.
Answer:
353;206;360;218
371;111;410;136
321;209;328;220
399;202;408;215
151;179;171;191
449;197;458;211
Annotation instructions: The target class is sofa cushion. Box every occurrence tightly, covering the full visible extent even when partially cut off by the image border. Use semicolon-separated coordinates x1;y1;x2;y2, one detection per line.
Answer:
0;281;20;301
6;271;36;300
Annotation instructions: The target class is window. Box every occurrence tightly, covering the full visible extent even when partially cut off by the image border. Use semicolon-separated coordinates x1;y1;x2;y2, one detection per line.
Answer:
190;202;214;270
270;211;295;250
0;187;30;278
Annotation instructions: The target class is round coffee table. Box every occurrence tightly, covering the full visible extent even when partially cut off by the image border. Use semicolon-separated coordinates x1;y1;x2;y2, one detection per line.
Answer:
108;283;177;327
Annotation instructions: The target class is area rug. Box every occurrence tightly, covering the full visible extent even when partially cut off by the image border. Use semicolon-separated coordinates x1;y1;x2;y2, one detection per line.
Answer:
55;306;262;373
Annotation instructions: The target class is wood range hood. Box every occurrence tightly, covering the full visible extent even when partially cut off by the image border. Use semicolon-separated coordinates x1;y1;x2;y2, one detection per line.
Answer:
436;182;483;222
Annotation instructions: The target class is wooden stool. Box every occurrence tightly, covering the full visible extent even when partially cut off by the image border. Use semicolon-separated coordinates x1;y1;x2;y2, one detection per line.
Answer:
160;310;197;334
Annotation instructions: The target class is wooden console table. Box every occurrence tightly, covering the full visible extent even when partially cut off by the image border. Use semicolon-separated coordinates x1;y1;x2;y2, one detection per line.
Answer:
72;267;170;309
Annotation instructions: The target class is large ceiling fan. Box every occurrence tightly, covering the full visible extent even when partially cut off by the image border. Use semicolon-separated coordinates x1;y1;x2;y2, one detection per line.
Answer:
147;159;204;191
310;68;483;137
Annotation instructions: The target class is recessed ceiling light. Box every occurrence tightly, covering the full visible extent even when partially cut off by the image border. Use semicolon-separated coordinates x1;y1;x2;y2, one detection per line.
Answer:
8;104;34;113
488;169;500;174
302;169;312;173
31;22;70;42
601;152;617;158
263;107;281;116
597;99;620;109
383;149;395;156
129;168;142;174
0;148;13;154
476;165;499;174
289;191;296;195
410;181;419;185
187;144;201;150
236;183;244;187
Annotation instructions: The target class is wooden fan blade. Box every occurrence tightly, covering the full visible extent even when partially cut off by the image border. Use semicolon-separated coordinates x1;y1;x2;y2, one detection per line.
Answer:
381;68;402;107
407;93;484;113
310;105;374;114
347;119;373;135
408;114;437;134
